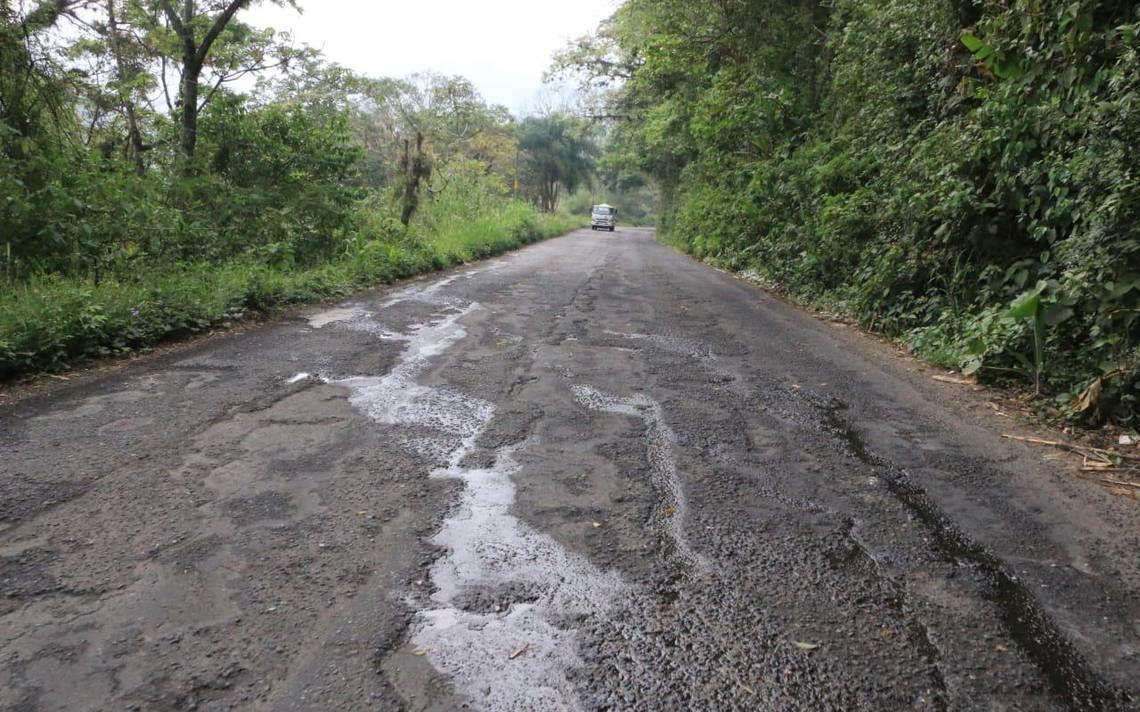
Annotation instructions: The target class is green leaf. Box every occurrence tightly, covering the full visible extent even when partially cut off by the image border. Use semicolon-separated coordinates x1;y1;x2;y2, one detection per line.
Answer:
962;356;984;375
1007;284;1045;320
1108;273;1140;299
960;33;984;52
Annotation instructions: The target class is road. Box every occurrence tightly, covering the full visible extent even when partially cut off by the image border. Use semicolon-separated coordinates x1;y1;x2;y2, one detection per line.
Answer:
1;227;1137;711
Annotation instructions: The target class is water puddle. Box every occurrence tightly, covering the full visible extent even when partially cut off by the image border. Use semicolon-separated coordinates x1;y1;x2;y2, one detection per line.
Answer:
310;272;624;710
378;262;504;309
335;305;491;462
602;331;741;389
306;307;361;328
416;444;624;710
306;262;504;329
377;274;464;309
603;330;716;362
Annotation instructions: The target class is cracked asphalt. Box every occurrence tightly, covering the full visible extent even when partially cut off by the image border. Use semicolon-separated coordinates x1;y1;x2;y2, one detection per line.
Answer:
1;227;1138;711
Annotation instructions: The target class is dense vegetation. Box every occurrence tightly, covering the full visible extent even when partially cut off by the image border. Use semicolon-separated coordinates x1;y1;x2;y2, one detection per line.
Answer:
558;0;1140;423
0;0;589;380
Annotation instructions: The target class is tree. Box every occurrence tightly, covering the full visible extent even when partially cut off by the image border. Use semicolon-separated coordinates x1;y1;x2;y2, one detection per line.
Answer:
518;113;596;212
0;0;78;154
155;0;295;161
398;131;430;226
102;0;149;172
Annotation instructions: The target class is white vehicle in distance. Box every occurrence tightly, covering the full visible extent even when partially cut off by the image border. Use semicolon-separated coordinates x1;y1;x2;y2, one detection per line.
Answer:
590;204;617;232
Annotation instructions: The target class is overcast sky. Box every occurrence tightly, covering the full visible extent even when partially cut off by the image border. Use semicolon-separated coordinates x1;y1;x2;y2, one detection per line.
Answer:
243;0;621;113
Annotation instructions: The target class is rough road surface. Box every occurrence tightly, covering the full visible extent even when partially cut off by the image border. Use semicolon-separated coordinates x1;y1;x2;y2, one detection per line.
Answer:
2;228;1138;711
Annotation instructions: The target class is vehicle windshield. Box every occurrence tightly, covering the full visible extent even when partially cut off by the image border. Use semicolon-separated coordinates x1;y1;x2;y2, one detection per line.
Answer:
592;207;614;215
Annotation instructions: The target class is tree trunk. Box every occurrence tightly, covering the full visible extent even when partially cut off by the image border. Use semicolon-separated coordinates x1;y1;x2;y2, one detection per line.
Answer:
179;58;201;161
541;176;559;213
125;105;145;173
160;0;249;163
105;0;146;174
400;132;430;226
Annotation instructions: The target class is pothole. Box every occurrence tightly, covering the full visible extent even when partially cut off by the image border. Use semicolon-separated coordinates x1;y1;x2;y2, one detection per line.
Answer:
571;384;703;569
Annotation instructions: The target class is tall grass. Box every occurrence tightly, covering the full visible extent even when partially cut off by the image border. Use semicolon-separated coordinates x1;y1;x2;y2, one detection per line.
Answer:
0;208;583;381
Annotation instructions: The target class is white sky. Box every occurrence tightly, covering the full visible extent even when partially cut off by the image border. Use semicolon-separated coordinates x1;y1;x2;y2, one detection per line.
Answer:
244;0;621;114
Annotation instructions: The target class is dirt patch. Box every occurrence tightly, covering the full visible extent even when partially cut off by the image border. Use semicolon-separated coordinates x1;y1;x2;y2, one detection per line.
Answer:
223;491;297;526
0;548;59;602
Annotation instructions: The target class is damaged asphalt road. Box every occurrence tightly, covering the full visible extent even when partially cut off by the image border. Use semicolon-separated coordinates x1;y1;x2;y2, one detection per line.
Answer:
1;227;1138;711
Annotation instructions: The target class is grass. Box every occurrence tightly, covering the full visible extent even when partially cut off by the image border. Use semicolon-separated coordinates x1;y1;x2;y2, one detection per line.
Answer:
0;210;584;381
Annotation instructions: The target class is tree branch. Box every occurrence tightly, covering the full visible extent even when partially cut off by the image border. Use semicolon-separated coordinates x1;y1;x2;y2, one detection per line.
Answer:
158;0;186;38
159;54;175;113
196;0;249;67
198;57;289;110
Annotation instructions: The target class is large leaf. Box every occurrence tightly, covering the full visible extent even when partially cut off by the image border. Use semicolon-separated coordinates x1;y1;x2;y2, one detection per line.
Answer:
1108;273;1140;300
961;32;995;61
962;356;984;375
1007;284;1046;320
960;32;984;52
1072;378;1102;414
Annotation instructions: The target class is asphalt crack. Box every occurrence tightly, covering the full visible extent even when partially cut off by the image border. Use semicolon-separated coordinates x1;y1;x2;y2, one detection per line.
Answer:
817;399;1135;711
840;519;951;710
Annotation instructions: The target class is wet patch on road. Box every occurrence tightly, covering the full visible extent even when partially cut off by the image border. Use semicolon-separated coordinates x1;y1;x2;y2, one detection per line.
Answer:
306;307;362;328
603;330;716;362
0;548;61;605
316;270;629;710
29;388;154;422
222;491;297;527
0;475;90;531
334;304;492;464
415;444;624;711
